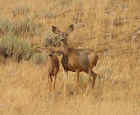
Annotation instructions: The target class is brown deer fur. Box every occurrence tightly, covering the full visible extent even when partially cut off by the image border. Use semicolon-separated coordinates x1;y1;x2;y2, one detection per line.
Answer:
46;50;59;91
51;24;98;88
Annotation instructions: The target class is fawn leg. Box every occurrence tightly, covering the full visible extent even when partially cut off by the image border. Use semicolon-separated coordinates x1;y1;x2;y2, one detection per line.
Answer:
63;70;68;97
52;75;57;90
90;70;97;88
48;75;53;91
77;71;80;87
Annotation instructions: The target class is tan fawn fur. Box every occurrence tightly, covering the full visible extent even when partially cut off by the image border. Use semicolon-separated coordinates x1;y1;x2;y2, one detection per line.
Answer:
46;50;59;91
51;24;98;89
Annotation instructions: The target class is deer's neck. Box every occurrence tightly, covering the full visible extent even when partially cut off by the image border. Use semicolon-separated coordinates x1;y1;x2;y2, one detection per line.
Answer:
62;42;70;55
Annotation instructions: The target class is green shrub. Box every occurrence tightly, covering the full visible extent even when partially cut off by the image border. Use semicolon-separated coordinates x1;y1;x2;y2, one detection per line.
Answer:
0;35;33;62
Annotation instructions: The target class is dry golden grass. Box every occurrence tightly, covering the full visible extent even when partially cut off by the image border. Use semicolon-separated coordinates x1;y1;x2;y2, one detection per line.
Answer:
0;56;140;115
0;0;140;115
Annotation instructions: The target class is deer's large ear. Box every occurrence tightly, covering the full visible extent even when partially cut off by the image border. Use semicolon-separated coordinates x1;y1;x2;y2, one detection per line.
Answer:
66;24;74;34
52;26;60;34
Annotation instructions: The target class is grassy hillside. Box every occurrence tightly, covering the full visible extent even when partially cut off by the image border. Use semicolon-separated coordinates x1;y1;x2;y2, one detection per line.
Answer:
0;0;140;115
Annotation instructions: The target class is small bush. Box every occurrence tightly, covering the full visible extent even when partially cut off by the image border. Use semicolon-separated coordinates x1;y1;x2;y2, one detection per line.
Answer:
0;35;33;62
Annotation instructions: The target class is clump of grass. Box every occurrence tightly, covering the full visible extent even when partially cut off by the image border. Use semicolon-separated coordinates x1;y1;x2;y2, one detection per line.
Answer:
12;6;30;17
0;17;43;37
0;18;13;37
0;35;32;62
113;16;128;26
31;52;47;65
34;11;57;19
0;46;7;64
12;18;43;37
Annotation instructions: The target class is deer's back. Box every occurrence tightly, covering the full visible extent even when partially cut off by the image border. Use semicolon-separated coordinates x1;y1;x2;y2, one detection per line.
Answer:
61;48;98;72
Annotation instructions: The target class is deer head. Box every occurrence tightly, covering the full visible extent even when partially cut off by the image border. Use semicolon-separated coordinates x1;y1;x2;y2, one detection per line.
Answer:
52;24;74;45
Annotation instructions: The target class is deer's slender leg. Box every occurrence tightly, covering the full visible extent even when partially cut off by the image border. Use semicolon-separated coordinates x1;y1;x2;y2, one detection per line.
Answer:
90;70;97;88
76;71;82;94
53;75;57;89
85;70;97;95
48;74;53;91
76;71;80;88
63;69;68;96
52;75;56;89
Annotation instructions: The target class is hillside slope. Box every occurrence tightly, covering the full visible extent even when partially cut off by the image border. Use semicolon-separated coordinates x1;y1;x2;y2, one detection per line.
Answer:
0;0;140;115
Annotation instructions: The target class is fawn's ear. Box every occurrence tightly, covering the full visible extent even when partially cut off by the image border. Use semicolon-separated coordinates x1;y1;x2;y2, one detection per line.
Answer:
66;24;74;34
52;26;61;34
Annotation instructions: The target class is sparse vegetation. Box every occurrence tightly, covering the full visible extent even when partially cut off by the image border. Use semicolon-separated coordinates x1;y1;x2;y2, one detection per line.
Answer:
12;18;43;37
31;52;47;64
0;0;140;115
0;35;32;62
11;6;30;17
0;18;13;36
0;17;43;37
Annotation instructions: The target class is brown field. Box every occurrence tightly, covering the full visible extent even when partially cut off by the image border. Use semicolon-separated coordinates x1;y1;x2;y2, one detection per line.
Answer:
0;0;140;115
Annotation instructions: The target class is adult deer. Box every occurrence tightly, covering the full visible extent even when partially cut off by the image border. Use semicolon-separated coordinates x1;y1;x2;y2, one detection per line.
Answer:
51;24;99;90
